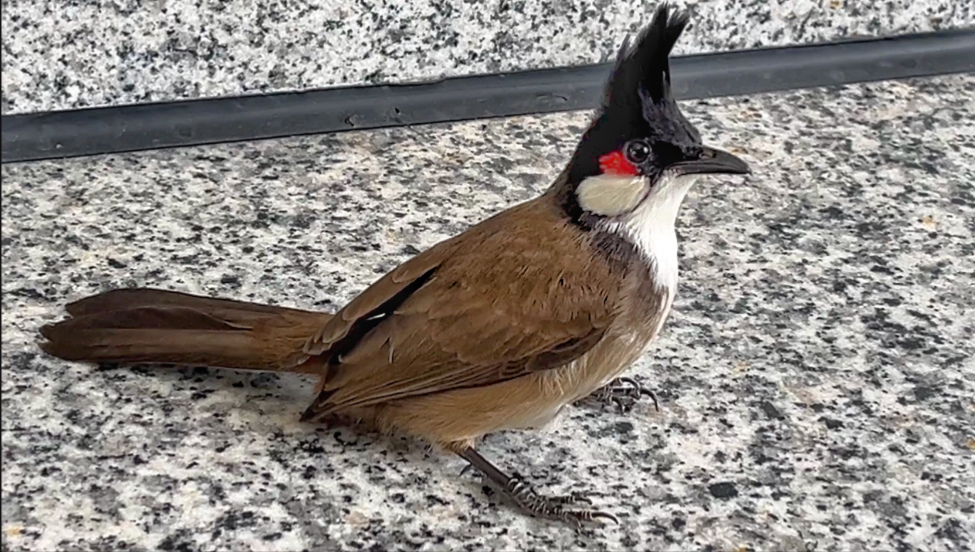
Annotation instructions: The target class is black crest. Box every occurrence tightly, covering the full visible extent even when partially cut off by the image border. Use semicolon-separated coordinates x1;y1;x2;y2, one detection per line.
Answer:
602;3;688;114
566;4;702;185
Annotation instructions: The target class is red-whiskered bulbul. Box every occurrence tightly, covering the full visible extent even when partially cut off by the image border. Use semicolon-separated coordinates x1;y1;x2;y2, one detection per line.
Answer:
39;4;749;526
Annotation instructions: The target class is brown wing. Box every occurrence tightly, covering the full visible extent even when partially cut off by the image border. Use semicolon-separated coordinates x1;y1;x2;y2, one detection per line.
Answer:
300;196;629;419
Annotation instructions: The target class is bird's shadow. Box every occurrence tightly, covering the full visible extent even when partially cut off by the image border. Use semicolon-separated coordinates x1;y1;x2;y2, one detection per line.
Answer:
89;362;631;535
91;362;401;448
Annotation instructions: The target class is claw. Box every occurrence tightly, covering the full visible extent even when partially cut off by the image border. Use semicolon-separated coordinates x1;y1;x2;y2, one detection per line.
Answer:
612;397;627;413
581;377;660;413
588;511;621;525
500;476;614;527
560;508;619;527
639;387;661;412
617;377;639;388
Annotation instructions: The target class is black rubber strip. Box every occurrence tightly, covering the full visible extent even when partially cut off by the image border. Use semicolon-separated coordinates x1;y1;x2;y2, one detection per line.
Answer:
2;29;973;163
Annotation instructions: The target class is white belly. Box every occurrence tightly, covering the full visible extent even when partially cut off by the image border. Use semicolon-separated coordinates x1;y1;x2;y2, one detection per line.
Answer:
521;289;674;431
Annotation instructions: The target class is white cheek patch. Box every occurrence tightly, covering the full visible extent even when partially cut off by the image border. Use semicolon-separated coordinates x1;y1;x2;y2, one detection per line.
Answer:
576;174;650;217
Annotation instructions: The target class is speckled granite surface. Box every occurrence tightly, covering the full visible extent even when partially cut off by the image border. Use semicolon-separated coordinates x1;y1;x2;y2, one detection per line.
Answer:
3;0;973;114
3;74;975;550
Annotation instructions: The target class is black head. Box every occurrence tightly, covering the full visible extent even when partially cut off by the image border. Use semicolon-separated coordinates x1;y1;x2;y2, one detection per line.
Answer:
565;4;749;187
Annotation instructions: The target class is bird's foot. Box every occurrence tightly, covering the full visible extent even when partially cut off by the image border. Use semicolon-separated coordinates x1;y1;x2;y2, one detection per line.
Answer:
503;473;618;527
580;376;659;413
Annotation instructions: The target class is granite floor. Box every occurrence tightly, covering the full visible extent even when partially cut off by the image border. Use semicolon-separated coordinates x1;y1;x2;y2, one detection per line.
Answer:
2;74;974;551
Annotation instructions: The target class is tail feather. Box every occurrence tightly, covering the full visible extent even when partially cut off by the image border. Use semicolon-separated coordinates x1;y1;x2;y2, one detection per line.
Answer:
39;288;332;374
66;287;311;319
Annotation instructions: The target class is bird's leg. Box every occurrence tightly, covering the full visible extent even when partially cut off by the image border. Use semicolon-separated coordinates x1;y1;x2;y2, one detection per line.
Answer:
459;447;618;527
578;376;660;413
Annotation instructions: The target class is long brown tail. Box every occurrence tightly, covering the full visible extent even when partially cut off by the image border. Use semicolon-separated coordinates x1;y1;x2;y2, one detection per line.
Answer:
39;288;332;374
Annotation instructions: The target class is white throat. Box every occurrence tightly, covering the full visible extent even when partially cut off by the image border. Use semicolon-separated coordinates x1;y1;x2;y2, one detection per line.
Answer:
580;172;698;291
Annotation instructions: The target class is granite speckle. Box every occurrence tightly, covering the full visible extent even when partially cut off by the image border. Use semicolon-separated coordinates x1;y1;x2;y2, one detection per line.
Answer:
3;75;975;550
3;0;973;114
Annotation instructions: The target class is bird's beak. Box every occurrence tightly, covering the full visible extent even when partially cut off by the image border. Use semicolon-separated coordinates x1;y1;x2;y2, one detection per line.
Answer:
671;146;750;176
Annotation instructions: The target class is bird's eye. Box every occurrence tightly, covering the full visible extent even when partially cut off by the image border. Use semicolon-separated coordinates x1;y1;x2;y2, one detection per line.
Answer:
624;140;651;164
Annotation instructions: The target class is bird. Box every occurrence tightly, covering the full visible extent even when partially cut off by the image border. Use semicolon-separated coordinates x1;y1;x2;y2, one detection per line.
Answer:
38;3;749;526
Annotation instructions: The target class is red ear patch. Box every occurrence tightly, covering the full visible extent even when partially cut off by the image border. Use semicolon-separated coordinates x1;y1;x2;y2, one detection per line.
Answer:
598;151;639;176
